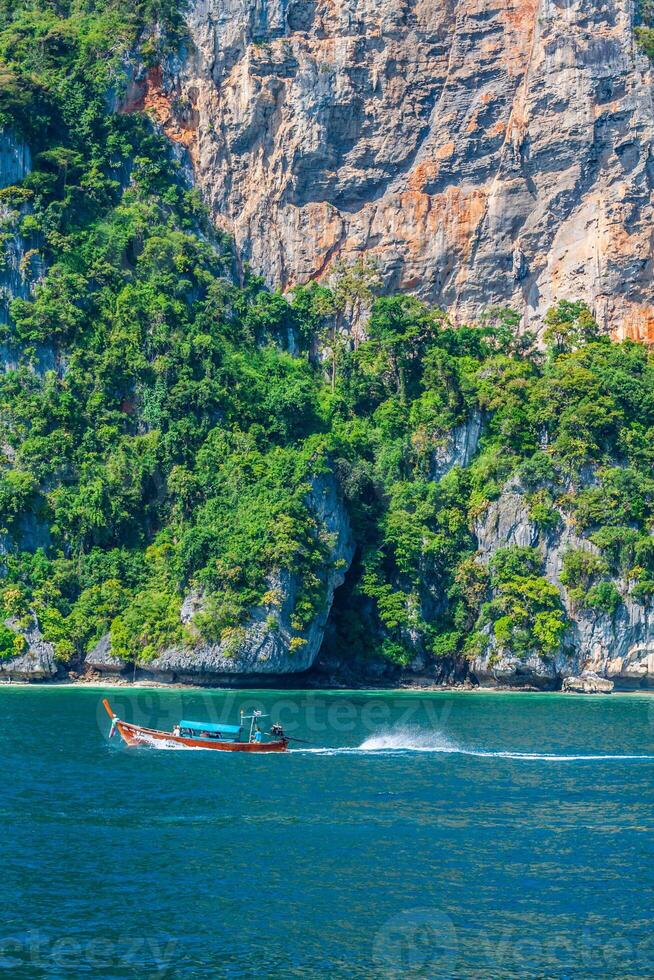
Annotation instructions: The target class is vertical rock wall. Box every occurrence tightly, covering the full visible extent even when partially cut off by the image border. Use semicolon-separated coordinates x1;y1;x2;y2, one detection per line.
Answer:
0;129;43;333
152;0;654;338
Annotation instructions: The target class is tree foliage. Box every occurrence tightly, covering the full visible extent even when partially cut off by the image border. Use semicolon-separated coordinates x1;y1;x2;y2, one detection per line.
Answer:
1;1;653;671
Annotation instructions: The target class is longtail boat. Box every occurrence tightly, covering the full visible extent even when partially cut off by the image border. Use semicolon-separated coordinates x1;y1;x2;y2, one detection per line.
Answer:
102;699;289;752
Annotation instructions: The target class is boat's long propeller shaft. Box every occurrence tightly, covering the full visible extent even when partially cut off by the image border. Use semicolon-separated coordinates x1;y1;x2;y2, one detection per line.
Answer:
270;733;312;744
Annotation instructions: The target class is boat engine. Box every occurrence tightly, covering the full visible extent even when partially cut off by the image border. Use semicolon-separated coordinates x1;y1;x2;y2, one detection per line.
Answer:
270;723;285;740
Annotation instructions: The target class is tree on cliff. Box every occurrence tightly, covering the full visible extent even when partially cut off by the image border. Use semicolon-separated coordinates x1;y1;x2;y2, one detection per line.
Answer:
310;257;382;392
542;300;604;356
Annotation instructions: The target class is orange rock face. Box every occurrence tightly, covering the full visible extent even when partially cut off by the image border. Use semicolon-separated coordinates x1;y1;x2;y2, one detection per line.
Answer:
144;0;654;340
120;67;199;152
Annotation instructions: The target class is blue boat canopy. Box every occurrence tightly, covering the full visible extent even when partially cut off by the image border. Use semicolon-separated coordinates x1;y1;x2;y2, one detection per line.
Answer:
180;720;242;735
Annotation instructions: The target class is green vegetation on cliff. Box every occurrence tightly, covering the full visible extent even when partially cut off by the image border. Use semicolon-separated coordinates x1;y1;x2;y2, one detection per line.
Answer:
1;0;654;671
636;0;654;57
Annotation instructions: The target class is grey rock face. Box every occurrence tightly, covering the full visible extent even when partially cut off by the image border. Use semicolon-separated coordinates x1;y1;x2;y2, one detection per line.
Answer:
0;614;57;681
471;649;566;691
85;634;128;674
0;130;44;329
470;481;654;688
0;130;30;188
0;503;52;566
143;472;355;680
475;484;541;559
562;672;614;694
431;411;484;482
150;0;654;340
0;511;51;559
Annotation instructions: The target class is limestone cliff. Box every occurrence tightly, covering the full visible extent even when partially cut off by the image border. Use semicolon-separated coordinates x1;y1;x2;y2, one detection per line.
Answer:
0;129;43;331
0;614;57;681
85;471;355;682
144;0;654;339
471;480;654;688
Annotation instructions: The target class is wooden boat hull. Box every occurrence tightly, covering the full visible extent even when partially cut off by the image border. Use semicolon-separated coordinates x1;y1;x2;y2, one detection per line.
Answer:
113;718;288;752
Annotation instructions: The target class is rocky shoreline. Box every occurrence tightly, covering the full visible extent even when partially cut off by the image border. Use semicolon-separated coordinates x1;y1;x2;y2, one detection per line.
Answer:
0;674;648;695
0;658;641;694
2;584;650;695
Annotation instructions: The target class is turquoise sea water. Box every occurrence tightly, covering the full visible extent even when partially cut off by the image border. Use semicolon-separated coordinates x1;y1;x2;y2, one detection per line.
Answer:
1;686;654;979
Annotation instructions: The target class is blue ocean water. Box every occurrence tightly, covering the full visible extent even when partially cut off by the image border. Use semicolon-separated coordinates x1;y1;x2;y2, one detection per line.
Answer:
1;686;654;979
